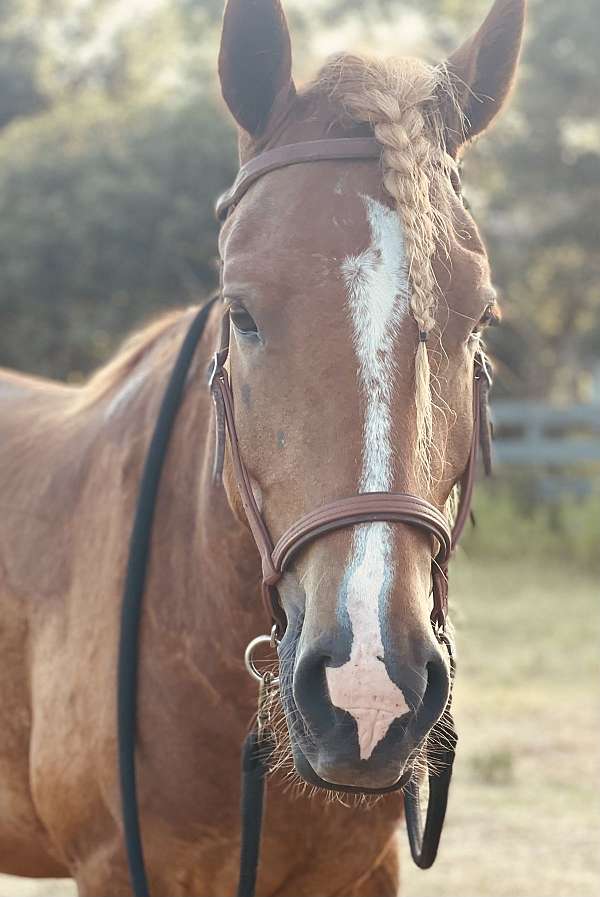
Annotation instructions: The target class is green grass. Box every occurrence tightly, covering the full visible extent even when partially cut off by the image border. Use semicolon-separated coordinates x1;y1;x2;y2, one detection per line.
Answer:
1;556;598;897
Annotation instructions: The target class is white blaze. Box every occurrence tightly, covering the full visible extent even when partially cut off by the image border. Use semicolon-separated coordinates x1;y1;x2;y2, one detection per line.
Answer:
325;196;411;760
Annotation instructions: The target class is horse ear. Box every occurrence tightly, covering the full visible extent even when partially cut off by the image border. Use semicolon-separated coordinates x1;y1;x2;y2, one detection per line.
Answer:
218;0;295;138
443;0;526;156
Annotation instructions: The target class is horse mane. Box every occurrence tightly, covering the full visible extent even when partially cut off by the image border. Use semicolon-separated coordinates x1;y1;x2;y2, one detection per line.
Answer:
72;308;190;414
306;53;461;485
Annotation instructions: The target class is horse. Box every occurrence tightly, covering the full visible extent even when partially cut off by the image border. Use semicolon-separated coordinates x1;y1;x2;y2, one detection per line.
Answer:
0;0;525;893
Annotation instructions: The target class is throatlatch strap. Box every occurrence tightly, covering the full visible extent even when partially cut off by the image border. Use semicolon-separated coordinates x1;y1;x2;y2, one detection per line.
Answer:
118;298;217;897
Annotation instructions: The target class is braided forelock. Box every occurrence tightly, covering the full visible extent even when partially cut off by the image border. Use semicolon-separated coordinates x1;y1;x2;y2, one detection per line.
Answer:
316;54;459;487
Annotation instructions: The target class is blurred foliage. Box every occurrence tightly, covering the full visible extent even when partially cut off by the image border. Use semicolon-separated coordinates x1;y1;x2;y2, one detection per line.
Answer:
467;0;600;401
462;479;600;570
0;1;237;380
0;94;235;378
0;0;49;127
0;0;597;400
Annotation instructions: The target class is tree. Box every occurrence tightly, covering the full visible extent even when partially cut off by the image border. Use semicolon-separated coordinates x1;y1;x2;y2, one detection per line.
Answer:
0;94;235;379
0;0;48;130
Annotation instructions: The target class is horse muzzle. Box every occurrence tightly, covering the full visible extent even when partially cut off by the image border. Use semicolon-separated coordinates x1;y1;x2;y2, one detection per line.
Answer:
279;622;451;793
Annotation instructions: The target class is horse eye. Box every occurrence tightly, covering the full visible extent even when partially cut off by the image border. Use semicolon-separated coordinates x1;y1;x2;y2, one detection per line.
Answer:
472;303;499;338
230;304;259;337
481;303;500;328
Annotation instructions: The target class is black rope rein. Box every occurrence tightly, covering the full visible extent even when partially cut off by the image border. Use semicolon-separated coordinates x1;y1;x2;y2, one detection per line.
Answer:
118;299;217;897
237;729;276;897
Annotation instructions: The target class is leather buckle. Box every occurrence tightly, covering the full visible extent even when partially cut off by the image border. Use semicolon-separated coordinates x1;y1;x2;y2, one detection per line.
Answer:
208;350;228;389
207;353;219;389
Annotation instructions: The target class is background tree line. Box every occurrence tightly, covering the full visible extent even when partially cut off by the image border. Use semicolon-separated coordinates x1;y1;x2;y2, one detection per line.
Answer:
0;0;597;401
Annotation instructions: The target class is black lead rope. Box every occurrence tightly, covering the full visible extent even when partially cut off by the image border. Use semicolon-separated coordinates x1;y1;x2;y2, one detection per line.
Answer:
404;636;458;870
118;299;217;897
404;712;458;869
237;729;276;897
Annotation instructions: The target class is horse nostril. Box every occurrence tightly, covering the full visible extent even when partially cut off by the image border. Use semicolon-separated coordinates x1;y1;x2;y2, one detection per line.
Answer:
412;654;450;742
293;646;336;739
291;637;450;751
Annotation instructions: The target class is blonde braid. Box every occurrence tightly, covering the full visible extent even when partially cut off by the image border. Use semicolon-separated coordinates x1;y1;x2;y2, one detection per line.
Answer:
317;55;455;484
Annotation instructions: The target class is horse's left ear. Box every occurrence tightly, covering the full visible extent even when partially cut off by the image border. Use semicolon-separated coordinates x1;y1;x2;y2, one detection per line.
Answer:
218;0;295;139
442;0;526;156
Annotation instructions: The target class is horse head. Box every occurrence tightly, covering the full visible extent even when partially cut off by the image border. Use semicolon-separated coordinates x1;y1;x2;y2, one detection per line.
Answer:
216;0;525;791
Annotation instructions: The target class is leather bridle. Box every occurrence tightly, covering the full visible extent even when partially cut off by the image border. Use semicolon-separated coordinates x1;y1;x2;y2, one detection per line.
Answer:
213;136;492;878
213;137;493;641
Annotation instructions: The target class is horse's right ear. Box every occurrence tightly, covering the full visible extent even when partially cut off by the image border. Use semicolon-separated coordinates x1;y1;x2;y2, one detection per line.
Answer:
219;0;295;138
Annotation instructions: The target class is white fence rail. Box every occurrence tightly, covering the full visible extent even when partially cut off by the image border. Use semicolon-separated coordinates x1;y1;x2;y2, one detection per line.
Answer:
492;401;600;466
491;401;600;498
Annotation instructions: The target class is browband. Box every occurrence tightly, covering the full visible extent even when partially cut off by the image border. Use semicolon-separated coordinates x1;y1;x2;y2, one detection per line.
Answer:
216;137;382;222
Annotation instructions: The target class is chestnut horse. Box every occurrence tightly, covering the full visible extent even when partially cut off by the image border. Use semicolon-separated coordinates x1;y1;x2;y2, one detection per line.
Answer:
0;0;525;894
